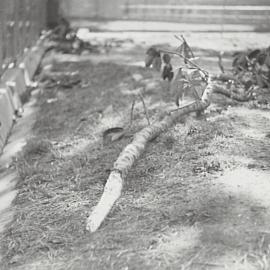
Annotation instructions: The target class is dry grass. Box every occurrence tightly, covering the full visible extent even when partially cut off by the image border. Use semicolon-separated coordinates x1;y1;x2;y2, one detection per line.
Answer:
1;50;270;270
0;57;169;269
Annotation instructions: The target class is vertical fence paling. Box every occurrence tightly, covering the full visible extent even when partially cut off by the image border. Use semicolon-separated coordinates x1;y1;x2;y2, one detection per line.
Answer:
0;1;4;75
0;0;47;76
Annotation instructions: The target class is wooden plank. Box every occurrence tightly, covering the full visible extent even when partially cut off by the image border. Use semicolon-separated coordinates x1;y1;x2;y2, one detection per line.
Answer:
0;90;14;144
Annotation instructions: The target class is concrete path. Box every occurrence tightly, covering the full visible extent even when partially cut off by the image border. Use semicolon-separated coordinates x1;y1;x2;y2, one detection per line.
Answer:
77;26;270;52
72;20;256;32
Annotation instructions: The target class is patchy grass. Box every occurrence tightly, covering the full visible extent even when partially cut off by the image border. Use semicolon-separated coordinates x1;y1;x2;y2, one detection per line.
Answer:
1;50;270;270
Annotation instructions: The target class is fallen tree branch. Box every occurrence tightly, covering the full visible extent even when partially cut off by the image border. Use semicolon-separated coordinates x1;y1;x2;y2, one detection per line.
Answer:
86;79;215;232
86;40;258;232
86;38;259;232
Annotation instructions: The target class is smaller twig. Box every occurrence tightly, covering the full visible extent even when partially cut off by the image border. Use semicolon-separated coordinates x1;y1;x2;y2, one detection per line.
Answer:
192;262;226;269
159;49;208;77
213;85;253;102
218;52;225;73
169;101;198;114
181;250;204;270
175;35;195;61
121;87;144;97
174;34;184;42
262;74;270;88
129;99;136;127
180;34;195;58
138;93;151;125
191;85;201;100
180;35;187;43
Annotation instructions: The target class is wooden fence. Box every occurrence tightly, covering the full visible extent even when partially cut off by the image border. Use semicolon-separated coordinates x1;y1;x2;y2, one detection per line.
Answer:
0;0;47;76
0;0;47;153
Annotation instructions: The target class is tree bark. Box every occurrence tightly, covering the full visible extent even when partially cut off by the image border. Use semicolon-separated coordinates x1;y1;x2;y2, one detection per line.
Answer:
213;85;253;102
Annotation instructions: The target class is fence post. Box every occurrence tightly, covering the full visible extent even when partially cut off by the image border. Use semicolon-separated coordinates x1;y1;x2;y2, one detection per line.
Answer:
12;0;19;63
47;0;59;28
0;1;4;75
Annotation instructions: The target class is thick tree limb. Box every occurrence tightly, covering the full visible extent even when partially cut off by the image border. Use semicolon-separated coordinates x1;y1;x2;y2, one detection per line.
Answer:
86;68;255;232
212;73;241;84
213;85;253;102
86;79;214;232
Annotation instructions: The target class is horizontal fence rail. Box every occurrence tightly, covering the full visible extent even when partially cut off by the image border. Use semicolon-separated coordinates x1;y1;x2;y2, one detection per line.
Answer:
60;0;270;29
121;4;270;25
0;0;47;76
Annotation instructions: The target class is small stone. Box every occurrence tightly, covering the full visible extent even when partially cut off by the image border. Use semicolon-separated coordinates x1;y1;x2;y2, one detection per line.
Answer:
10;255;20;264
132;74;143;82
247;163;256;169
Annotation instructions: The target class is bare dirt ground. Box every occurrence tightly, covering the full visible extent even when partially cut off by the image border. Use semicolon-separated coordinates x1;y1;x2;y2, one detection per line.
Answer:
1;36;270;270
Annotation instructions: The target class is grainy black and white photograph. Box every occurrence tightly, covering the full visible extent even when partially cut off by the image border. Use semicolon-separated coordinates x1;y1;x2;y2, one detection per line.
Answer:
0;0;270;269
